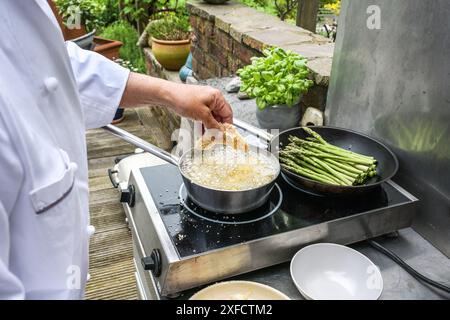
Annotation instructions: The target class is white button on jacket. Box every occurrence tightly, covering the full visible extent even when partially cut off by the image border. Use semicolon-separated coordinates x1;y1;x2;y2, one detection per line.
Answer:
0;0;130;299
86;225;96;237
44;77;60;93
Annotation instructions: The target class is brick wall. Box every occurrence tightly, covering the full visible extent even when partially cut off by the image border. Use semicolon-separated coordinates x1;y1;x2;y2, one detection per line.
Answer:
187;0;334;111
190;13;261;79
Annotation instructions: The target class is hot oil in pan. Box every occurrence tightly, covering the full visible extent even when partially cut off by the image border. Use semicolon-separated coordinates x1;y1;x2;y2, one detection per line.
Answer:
180;145;278;191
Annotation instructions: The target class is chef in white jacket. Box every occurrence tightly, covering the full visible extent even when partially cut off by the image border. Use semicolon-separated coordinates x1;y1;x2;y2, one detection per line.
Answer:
0;0;232;299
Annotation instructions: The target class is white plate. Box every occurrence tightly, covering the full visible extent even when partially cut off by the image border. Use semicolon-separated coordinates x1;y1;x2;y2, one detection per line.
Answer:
190;281;290;300
290;243;383;300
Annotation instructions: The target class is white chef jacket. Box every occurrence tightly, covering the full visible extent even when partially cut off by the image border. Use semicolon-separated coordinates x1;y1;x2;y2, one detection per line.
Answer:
0;0;130;299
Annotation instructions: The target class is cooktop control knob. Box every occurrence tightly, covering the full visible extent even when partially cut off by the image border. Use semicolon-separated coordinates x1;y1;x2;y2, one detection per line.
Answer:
141;249;162;277
120;184;135;207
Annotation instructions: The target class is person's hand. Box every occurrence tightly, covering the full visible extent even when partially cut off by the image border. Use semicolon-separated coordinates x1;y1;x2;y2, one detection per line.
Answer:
169;84;233;129
119;73;233;129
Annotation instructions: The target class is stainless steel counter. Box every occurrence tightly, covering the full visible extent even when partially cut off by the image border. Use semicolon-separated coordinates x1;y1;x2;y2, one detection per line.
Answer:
233;228;450;300
173;228;450;300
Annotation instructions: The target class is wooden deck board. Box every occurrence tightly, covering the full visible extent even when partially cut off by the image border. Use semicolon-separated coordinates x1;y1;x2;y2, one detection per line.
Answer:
85;108;144;300
85;105;179;300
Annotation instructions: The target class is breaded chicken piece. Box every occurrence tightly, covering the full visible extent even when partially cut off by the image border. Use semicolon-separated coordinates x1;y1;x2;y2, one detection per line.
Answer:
197;123;249;152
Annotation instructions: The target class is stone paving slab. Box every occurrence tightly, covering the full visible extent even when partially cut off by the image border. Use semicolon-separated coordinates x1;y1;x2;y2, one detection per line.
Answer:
307;58;333;86
283;42;335;60
187;0;238;21
243;28;314;52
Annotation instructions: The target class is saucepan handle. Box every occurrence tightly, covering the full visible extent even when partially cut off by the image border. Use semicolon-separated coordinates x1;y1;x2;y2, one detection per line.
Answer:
233;119;273;142
103;124;179;166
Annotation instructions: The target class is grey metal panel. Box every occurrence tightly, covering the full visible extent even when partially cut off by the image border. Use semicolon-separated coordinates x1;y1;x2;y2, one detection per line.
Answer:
326;0;450;256
153;229;450;300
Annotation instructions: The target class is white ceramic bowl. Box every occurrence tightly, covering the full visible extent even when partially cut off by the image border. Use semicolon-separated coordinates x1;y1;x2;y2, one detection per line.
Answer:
290;243;383;300
190;281;290;300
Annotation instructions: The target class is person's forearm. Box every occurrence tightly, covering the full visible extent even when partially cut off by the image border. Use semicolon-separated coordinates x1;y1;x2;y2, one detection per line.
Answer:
117;72;233;129
119;72;177;108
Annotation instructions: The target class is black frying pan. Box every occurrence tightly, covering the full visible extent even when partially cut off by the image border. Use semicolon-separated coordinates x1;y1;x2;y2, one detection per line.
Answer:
234;120;399;195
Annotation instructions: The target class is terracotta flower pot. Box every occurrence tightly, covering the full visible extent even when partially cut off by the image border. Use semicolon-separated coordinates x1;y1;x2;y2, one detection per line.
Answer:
93;37;123;60
63;24;87;41
151;37;191;71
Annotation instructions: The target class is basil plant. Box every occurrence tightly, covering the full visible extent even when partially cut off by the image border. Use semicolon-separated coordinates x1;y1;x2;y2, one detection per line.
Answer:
238;47;314;110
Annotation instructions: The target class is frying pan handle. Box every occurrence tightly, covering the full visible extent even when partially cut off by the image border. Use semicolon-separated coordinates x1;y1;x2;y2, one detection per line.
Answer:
103;124;179;166
233;119;273;142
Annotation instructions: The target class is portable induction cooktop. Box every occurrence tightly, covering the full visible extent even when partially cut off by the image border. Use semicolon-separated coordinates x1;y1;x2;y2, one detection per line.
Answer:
121;162;418;299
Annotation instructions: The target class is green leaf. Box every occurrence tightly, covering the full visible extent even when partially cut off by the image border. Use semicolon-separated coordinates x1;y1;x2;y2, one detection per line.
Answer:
256;97;266;110
252;87;261;96
261;71;273;81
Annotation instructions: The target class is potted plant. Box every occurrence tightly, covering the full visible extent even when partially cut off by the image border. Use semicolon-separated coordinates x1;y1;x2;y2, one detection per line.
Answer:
146;14;191;71
99;20;146;73
54;0;105;40
238;47;314;131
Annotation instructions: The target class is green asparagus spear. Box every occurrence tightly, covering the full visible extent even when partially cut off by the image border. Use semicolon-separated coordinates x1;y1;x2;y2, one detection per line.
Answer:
302;127;327;145
289;136;375;162
322;158;365;175
309;156;354;185
281;128;379;187
288;147;376;166
280;160;337;185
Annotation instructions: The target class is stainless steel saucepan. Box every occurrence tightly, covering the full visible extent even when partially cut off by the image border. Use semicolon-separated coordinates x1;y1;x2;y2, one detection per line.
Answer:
103;124;280;214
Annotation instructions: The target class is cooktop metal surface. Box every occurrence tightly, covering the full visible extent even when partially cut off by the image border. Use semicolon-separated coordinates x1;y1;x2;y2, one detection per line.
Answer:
128;163;417;297
141;164;413;258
